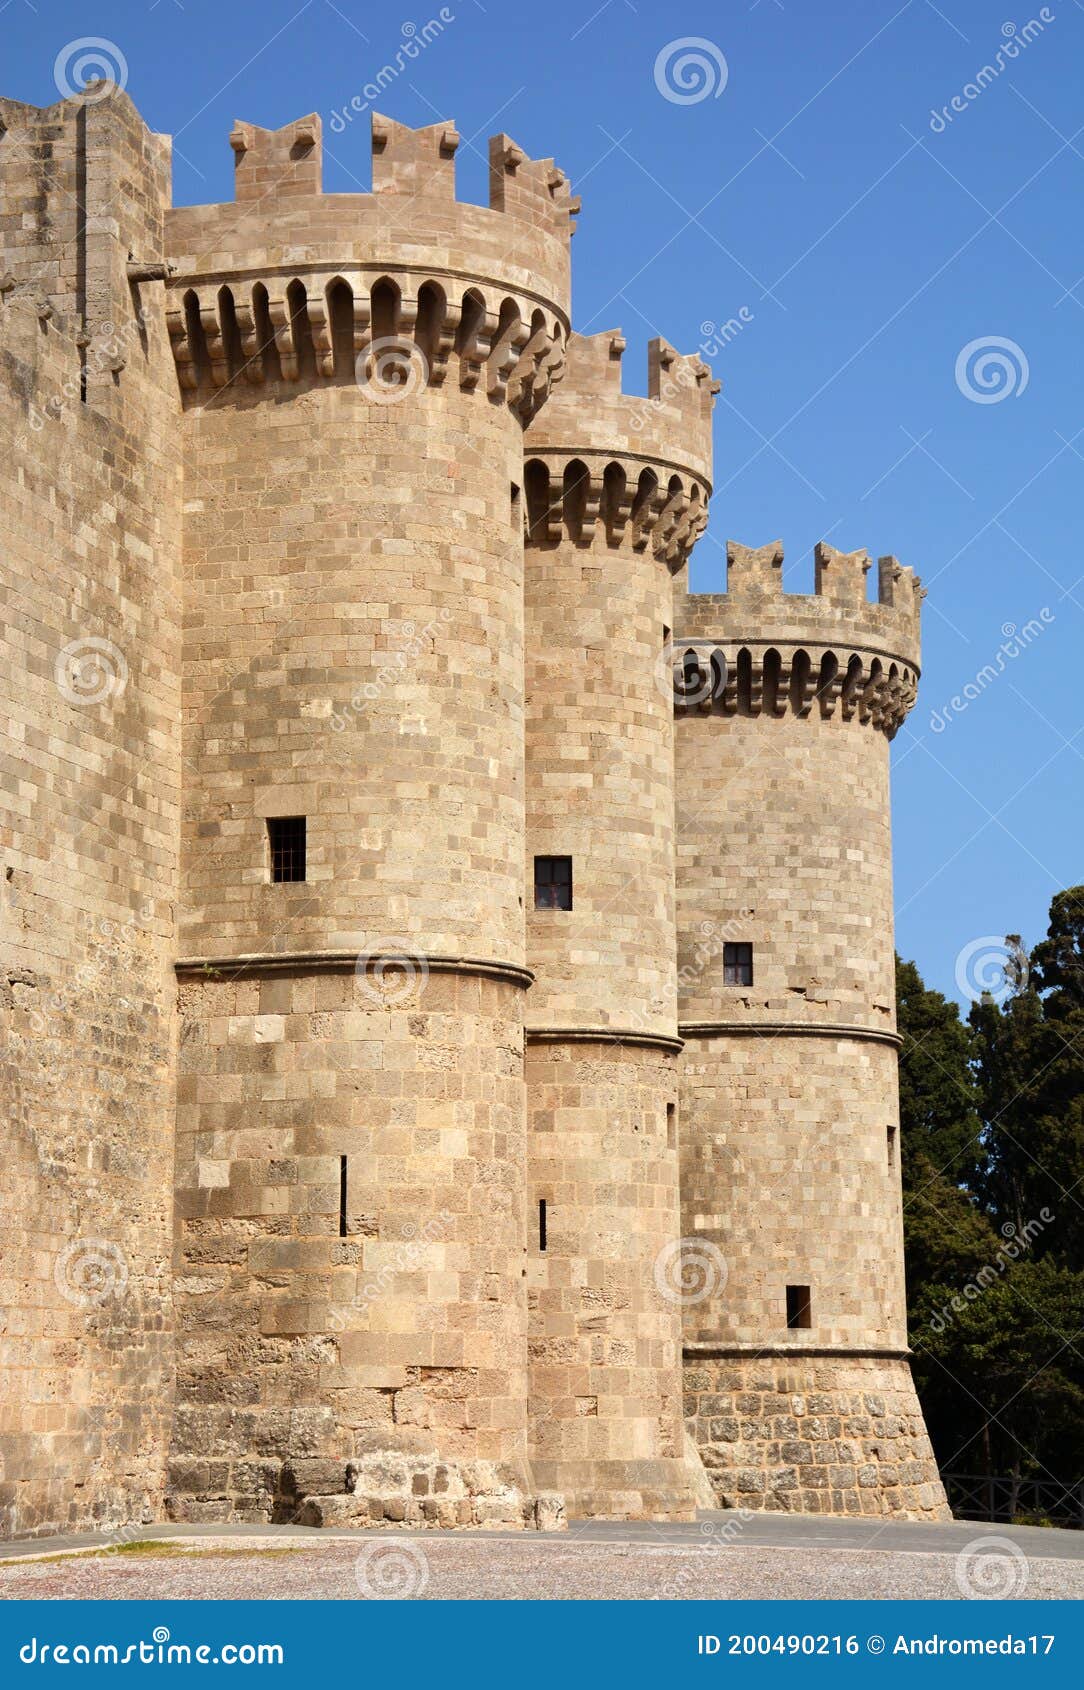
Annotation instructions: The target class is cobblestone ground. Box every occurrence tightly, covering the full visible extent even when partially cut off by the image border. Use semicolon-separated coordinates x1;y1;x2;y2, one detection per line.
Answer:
1;1534;1082;1601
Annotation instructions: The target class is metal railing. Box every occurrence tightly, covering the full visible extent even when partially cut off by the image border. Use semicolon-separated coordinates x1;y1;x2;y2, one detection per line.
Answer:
943;1472;1084;1529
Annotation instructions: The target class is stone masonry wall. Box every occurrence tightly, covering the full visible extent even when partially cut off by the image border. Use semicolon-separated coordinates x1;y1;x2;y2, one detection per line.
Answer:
179;380;526;964
673;564;948;1520
684;1354;948;1520
172;965;533;1527
0;82;947;1537
168;111;570;1519
521;329;713;1518
527;1040;693;1520
0;92;181;1537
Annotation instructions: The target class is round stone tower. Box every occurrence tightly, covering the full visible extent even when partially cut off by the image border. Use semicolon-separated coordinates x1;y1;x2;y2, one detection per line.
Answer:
674;539;949;1519
166;113;573;1527
521;331;715;1518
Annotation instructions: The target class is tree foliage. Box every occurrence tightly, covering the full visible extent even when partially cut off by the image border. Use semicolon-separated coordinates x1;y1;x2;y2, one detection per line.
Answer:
897;893;1084;1488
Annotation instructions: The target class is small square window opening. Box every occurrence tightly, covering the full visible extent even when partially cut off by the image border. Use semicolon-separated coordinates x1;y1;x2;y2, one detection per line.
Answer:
723;941;753;986
534;855;572;911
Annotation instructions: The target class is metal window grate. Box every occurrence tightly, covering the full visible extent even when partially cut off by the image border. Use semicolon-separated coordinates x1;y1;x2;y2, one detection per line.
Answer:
268;816;306;883
534;855;572;911
723;941;753;986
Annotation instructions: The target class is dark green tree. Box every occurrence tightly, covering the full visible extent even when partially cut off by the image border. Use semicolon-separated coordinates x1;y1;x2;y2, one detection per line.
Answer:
909;1259;1084;1484
898;903;1084;1497
896;956;993;1293
970;895;1084;1269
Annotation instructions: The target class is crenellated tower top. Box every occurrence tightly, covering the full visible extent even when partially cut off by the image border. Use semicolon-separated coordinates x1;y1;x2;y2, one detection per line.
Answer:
523;328;716;568
674;539;924;737
164;110;575;418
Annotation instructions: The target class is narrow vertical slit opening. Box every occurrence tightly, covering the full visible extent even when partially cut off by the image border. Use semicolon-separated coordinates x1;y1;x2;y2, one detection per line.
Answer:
538;1198;547;1252
339;1155;348;1238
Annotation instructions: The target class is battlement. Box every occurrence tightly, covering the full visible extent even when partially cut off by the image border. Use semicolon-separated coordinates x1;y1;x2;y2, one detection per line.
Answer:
526;328;715;488
673;539;923;735
159;111;576;414
522;329;714;567
230;112;322;200
165;107;573;297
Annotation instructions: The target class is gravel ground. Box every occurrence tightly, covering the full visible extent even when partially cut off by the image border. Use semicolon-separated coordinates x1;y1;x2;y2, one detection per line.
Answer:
1;1534;1081;1601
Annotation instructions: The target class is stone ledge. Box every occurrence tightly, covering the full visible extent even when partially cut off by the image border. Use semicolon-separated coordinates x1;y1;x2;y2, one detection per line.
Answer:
175;951;534;990
679;1021;902;1049
524;1025;683;1054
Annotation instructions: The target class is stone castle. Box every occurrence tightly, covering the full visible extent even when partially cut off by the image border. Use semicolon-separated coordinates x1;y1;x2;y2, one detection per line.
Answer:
0;85;949;1537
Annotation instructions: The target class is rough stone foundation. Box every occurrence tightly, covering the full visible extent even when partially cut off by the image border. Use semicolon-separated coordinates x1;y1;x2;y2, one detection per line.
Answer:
685;1352;949;1519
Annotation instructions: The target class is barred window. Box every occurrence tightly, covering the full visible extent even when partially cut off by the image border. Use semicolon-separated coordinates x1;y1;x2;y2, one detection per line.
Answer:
268;816;306;883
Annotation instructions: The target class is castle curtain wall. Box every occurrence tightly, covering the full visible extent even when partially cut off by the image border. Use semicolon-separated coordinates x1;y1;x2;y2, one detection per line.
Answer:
0;93;181;1537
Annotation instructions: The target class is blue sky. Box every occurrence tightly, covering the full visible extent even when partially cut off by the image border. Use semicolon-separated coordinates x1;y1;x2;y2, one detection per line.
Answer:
4;0;1082;1007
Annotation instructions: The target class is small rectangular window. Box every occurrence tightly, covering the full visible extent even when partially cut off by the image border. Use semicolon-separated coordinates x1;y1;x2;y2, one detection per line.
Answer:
666;1102;676;1150
538;1198;547;1252
786;1284;811;1329
268;816;306;883
723;941;753;986
534;855;572;911
887;1124;897;1169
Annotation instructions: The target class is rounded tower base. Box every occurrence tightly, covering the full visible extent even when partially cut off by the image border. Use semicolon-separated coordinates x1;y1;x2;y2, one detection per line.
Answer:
530;1458;697;1523
684;1349;949;1520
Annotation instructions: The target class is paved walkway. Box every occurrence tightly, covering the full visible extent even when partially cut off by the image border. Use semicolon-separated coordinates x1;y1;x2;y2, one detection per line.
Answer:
0;1514;1081;1600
